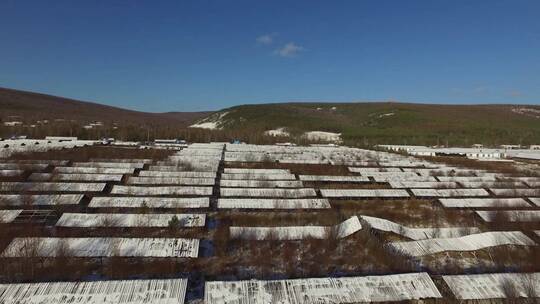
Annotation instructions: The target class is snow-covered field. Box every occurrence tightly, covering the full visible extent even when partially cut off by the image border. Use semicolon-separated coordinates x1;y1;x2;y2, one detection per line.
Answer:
264;127;290;137
302;131;342;143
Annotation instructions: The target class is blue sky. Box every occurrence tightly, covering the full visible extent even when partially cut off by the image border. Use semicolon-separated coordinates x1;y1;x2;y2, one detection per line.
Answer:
1;1;539;112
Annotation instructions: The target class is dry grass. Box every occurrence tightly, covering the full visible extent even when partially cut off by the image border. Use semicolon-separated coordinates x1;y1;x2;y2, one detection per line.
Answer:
332;198;480;227
207;226;415;280
421;245;540;274
215;210;343;226
225;162;351;175
9;146;174;162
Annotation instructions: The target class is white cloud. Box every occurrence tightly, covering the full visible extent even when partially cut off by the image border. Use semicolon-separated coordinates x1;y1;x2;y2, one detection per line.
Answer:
256;34;274;45
274;42;304;57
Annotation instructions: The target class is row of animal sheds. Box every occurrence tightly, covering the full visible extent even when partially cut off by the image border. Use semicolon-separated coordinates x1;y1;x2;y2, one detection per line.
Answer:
0;138;99;158
0;194;211;209
223;143;437;166
205;272;540;303
0;152;219;261
0;272;537;303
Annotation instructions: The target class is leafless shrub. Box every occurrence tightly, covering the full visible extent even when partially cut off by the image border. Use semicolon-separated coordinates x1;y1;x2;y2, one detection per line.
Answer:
214;219;230;257
99;214;120;227
258;179;272;188
265;228;279;241
323;226;339;252
19;238;43;280
520;273;538;300
501;278;520;300
22;195;34;208
261;153;273;163
176;160;194;171
105;239;124;278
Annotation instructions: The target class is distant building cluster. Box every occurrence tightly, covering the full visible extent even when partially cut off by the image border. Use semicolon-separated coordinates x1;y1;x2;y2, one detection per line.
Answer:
378;144;540;161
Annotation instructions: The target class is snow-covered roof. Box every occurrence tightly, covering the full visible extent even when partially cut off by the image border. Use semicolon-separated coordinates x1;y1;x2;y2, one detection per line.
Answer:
475;210;540;222
388;181;459;188
220;173;297;180
56;213;206;227
138;171;217;178
411;188;489;197
29;173;123;182
361;215;480;240
127;177;215;186
438;198;530;208
54;166;135;174
89;196;210;209
204;272;442;303
72;162;145;169
2;237;200;258
220;179;303;188
220;187;316;198
217;198;331;209
0;194;84;206
0;210;22;223
389;231;535;257
110;185;212;196
230;216;362;240
320;189;410;198
299;175;369;182
0;182;106;193
0;278;188;304
491;188;540;196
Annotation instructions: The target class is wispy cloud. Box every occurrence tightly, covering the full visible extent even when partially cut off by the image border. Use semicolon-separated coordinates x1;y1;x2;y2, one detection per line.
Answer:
507;90;524;97
274;42;304;57
472;86;489;93
256;34;275;45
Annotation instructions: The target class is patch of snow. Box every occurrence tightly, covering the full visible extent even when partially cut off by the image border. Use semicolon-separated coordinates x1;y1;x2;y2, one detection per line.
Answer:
331;106;337;110
512;107;540;119
189;122;219;129
189;111;229;129
378;112;395;118
303;131;342;143
264;127;290;137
